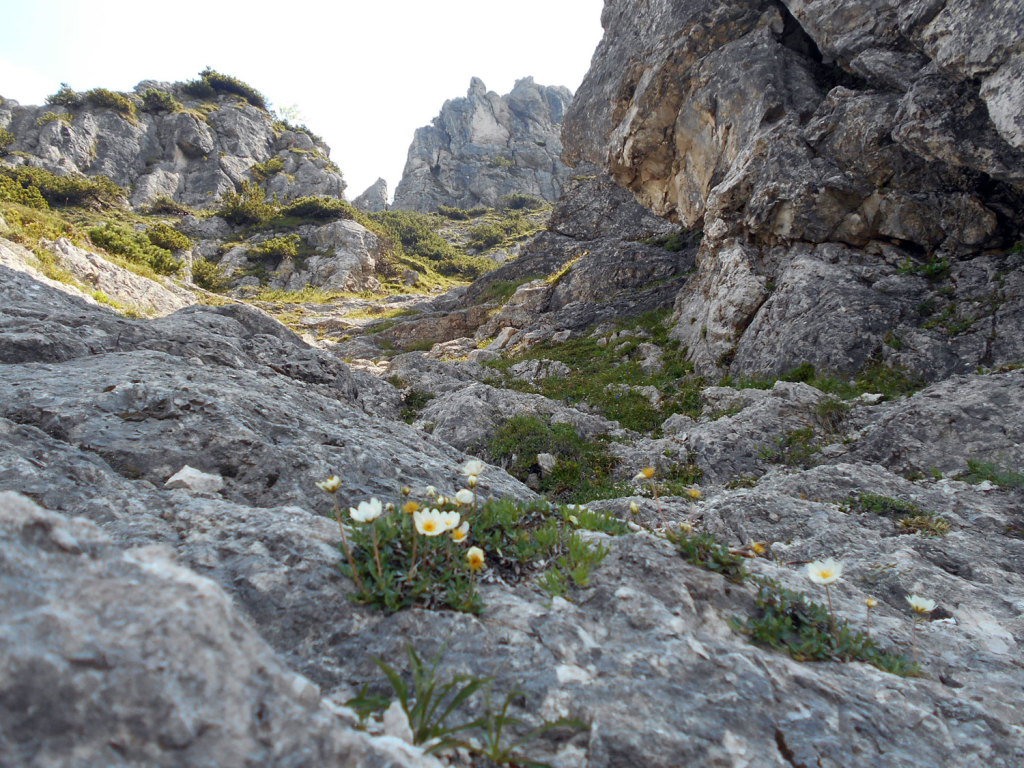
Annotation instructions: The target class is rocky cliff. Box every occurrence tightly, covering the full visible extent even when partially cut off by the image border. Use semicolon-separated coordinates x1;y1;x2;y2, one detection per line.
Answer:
564;0;1024;380
392;77;573;212
0;72;345;207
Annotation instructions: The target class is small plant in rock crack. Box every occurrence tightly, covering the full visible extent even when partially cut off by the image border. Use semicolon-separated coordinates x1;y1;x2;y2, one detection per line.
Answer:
733;578;918;676
843;493;950;537
665;527;748;583
316;461;627;613
351;643;587;766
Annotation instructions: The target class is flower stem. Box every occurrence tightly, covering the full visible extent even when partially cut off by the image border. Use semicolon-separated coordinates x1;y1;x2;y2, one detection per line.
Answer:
333;499;364;591
650;478;665;528
371;524;384;583
409;529;419;577
825;584;836;635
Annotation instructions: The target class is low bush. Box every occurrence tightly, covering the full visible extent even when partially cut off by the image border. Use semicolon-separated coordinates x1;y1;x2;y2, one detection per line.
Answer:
46;83;83;108
216;181;275;226
843;493;950;537
86;223;181;275
369;210;460;262
140;89;182;114
35;112;73;127
145;222;191;252
184;68;267;110
248;234;301;260
279;195;354;221
666;528;747;583
437;204;488;220
0;127;13;156
0;174;48;208
83;88;136;119
190;256;229;291
0;166;122;208
498;193;545;211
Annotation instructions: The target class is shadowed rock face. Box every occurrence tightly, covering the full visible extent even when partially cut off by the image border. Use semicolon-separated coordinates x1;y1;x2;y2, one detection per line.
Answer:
0;80;345;207
564;0;1024;379
392;77;573;212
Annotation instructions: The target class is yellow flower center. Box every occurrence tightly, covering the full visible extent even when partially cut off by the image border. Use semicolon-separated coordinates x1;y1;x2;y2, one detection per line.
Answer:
423;520;437;533
402;501;419;514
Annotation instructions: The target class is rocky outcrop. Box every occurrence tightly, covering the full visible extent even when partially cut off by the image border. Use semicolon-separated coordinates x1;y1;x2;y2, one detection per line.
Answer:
0;78;345;208
564;0;1024;380
352;177;389;212
0;491;441;768
392;77;573;212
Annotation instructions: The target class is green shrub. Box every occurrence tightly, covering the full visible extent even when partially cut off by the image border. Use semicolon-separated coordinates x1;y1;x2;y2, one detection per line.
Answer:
490;155;514;168
0;173;49;208
400;389;434;423
498;193;545;211
0;166;122;208
250;156;284;182
437;204;488;220
184;68;267;110
35;112;73;127
0;127;13;156
83;88;136;119
145;195;193;216
369;210;460;262
216;181;274;226
46;83;83;108
961;458;1024;489
279;195;354;221
758;427;819;467
248;234;301;260
87;223;181;275
140;89;182;114
145;222;192;251
466;211;534;251
191;256;229;291
734;578;917;675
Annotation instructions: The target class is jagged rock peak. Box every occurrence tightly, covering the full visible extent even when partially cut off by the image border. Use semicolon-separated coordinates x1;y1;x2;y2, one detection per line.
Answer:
391;77;573;212
352;177;389;212
0;73;346;208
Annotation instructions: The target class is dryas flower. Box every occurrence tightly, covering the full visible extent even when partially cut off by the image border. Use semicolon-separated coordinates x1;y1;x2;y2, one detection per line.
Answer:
425;485;438;497
414;508;447;536
316;476;342;493
750;541;767;556
452;521;469;543
629;501;640;516
906;594;936;614
865;597;878;609
454;489;475;505
402;500;420;514
806;558;843;585
436;495;448;506
462;459;485;478
438;510;461;531
401;485;411;497
350;498;383;523
687;487;702;500
466;546;485;571
634;467;655;481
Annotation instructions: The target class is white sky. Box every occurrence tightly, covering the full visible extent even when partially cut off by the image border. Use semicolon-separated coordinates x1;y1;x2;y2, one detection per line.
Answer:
0;0;605;200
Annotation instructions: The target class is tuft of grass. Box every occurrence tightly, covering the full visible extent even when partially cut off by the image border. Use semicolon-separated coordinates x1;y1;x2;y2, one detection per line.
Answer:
758;428;819;468
734;578;918;676
961;458;1024;489
400;389;434;423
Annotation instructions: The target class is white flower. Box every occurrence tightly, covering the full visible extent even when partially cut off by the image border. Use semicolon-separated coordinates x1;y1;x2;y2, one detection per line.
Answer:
454;489;475;505
634;467;655;481
452;522;469;543
906;594;936;614
413;508;446;537
349;498;383;523
424;485;438;497
466;546;485;571
438;510;461;531
806;558;843;585
316;476;341;493
462;459;485;478
629;501;640;515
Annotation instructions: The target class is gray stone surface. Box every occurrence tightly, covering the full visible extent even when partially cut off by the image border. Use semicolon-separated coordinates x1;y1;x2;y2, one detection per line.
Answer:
352;177;389;212
392;77;573;212
0;491;441;768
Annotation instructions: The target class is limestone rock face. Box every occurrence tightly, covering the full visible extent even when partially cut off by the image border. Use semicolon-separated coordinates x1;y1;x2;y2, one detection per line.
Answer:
0;80;345;207
563;0;1024;379
352;177;389;212
392;77;573;212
